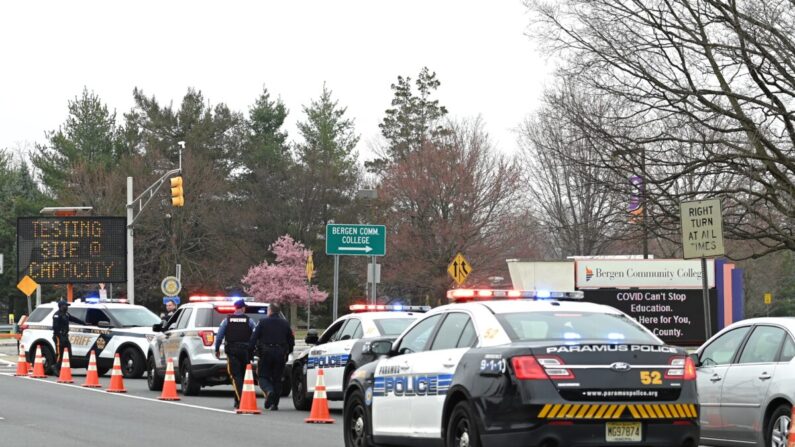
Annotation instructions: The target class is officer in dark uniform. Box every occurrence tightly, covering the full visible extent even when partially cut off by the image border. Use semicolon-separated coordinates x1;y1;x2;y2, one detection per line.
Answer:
249;303;294;410
51;300;71;375
214;299;256;408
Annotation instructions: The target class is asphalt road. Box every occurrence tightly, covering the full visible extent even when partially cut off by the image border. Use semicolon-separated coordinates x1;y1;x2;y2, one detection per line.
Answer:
0;345;344;447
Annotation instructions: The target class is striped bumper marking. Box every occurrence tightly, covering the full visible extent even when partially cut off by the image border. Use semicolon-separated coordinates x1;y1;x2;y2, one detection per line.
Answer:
537;403;698;420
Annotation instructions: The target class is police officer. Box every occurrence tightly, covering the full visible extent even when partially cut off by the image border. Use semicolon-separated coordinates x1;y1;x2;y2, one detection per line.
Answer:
249;303;294;410
51;300;71;375
214;299;256;409
160;299;177;324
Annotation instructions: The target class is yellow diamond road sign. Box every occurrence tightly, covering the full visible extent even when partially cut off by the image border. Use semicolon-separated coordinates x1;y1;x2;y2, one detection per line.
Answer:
17;275;38;297
306;252;314;282
448;253;472;286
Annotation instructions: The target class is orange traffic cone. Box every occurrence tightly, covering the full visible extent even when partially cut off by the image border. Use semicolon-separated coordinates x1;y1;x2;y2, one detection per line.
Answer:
14;345;29;376
158;358;180;401
57;348;74;383
305;368;335;423
30;346;47;378
82;350;102;388
106;353;127;393
236;364;261;414
787;406;795;447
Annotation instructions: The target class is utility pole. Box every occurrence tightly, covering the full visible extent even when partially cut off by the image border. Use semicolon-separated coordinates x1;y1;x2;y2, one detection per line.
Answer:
126;143;184;304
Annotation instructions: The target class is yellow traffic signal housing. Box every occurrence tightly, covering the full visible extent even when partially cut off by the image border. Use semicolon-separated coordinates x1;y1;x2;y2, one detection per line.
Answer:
170;176;184;207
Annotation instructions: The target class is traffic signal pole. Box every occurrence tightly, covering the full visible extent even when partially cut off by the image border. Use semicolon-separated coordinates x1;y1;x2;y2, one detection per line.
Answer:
126;144;183;305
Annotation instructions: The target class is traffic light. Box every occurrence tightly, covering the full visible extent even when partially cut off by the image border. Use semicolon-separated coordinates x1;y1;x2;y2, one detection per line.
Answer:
170;176;184;207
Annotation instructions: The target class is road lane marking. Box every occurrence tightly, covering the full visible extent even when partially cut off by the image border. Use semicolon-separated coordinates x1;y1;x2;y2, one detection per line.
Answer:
0;373;236;414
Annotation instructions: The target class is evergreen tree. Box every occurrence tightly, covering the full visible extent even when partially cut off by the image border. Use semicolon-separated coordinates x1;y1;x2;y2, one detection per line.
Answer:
369;67;448;172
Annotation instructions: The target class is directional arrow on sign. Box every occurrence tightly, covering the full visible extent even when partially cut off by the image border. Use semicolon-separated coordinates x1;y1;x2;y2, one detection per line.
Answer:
339;246;373;253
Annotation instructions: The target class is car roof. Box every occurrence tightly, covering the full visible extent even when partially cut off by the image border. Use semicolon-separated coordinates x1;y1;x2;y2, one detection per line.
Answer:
725;317;795;331
36;302;147;310
436;299;624;315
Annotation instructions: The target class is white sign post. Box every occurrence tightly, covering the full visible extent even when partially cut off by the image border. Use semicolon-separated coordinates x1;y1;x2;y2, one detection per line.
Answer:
680;198;725;340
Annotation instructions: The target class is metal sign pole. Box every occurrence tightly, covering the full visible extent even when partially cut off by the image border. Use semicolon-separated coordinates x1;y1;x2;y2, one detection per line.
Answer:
36;285;41;308
127;176;135;305
702;257;712;340
306;279;311;331
370;256;377;304
333;255;340;321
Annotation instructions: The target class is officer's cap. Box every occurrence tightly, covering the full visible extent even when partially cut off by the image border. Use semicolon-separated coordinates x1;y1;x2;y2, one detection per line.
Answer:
233;299;246;309
57;299;70;307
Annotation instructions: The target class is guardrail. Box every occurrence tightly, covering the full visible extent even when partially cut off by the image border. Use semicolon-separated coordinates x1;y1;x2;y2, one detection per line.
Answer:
0;324;13;333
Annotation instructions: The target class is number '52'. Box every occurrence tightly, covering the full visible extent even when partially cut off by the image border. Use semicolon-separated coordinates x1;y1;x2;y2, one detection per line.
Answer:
640;370;662;385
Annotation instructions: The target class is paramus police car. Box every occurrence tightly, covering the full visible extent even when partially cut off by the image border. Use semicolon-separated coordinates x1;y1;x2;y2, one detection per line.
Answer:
19;298;161;378
344;289;699;447
291;304;426;410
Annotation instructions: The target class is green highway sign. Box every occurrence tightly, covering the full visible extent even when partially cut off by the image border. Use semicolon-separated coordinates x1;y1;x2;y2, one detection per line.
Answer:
326;224;386;256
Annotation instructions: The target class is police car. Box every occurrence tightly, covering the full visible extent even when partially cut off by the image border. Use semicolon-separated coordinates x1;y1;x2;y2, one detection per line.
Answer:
343;289;699;447
291;304;427;411
147;295;286;396
19;299;161;378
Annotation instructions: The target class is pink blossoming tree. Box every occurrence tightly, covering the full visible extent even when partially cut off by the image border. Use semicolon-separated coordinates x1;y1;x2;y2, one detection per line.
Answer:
242;235;328;305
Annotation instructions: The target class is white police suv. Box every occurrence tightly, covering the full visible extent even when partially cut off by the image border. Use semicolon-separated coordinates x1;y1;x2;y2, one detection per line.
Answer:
291;304;427;410
344;289;700;447
20;298;161;378
147;295;280;396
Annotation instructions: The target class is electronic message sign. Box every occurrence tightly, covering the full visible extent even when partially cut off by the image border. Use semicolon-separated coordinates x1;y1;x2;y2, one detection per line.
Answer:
17;217;127;284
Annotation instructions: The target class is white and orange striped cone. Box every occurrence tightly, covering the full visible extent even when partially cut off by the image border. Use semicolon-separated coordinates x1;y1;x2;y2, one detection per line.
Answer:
57;348;74;383
305;368;335;423
30;346;47;378
236;364;261;414
82;350;102;388
787;406;795;447
106;353;126;393
158;358;180;401
14;345;29;376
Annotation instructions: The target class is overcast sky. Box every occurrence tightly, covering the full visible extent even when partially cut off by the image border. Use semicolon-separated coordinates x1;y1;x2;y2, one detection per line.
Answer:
0;0;550;161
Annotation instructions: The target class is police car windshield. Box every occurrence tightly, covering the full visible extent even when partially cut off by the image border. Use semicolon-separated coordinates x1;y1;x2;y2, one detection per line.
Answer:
496;311;658;344
109;308;162;327
374;318;416;336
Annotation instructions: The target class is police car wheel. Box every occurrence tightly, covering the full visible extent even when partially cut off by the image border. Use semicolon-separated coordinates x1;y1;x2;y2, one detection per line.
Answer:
180;357;201;396
292;366;312;411
767;404;791;447
447;401;481;447
343;390;372;447
120;348;145;378
147;355;164;391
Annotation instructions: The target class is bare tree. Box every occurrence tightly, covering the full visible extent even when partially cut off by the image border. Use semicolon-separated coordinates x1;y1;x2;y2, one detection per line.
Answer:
527;0;795;258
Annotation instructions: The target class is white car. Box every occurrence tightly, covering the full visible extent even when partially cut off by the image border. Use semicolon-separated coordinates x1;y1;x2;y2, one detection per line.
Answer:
291;304;428;410
696;317;795;447
19;299;161;378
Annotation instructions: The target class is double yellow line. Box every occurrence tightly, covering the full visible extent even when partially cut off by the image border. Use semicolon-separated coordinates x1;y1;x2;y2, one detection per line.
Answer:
537;403;698;420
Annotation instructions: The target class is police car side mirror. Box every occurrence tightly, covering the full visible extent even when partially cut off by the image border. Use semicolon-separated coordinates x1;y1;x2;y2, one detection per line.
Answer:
366;340;393;356
97;321;112;328
305;331;319;345
152;323;163;332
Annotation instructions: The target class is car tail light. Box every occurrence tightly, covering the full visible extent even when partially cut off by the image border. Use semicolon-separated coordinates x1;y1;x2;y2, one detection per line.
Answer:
199;331;215;347
512;356;548;380
665;356;696;380
536;356;575;380
20;324;29;331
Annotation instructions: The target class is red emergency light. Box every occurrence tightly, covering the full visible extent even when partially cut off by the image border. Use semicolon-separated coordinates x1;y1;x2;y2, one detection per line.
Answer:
447;289;584;302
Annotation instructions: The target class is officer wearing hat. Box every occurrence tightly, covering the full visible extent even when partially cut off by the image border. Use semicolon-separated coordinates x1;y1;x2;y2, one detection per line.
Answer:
249;302;294;410
214;299;256;409
51;300;71;375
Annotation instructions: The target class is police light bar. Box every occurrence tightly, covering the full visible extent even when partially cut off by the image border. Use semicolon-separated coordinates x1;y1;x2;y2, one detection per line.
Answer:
349;304;430;313
446;289;584;302
189;295;251;302
82;298;130;304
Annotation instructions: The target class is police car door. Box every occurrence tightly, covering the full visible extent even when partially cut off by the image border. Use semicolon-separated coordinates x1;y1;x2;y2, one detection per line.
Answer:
74;308;108;359
161;308;187;367
317;318;361;393
307;319;346;394
372;314;443;438
409;312;477;437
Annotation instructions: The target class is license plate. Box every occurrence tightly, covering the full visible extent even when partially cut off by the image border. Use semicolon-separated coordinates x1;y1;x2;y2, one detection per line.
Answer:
606;422;642;442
